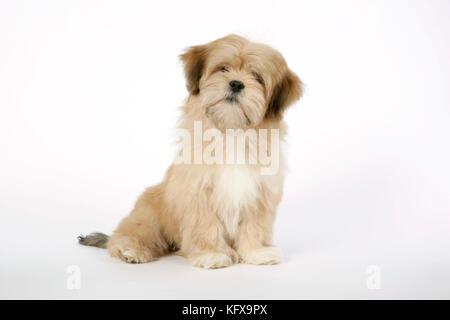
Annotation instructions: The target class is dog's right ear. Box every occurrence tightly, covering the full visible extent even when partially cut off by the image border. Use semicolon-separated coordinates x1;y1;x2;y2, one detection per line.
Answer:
180;45;208;95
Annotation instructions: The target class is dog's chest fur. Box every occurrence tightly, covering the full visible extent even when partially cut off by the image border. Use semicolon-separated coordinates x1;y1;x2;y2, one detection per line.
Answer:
213;165;262;239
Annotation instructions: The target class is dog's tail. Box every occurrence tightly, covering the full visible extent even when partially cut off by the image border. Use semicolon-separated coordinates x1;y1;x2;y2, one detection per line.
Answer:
78;232;109;249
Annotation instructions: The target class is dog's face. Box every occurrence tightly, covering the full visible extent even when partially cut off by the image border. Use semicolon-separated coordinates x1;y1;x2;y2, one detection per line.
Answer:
181;35;303;130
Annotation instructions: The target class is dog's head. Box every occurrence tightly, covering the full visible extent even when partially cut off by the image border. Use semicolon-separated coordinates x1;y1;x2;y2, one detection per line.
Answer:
181;35;302;130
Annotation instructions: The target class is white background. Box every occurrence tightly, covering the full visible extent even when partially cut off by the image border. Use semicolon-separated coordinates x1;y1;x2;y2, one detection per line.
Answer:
1;0;450;299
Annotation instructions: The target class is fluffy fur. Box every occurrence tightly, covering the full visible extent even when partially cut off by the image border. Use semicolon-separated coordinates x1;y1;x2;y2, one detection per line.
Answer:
79;34;302;268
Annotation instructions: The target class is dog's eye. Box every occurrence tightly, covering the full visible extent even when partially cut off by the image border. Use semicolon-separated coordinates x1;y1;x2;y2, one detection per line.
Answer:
220;66;229;72
252;72;264;85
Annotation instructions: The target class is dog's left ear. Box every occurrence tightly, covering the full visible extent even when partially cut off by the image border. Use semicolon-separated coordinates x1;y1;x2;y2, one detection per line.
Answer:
265;69;303;119
180;45;208;95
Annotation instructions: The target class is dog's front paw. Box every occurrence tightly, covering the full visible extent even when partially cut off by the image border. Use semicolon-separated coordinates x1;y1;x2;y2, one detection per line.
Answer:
188;252;233;269
239;246;283;265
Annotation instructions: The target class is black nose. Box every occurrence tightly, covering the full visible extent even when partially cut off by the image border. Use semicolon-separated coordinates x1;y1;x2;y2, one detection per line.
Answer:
229;80;245;93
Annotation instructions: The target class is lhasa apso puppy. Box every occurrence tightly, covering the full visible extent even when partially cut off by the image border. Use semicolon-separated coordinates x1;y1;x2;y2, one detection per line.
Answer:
79;34;302;268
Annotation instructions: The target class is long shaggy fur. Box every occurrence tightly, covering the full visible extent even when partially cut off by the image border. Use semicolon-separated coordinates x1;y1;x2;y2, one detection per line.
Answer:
79;34;302;268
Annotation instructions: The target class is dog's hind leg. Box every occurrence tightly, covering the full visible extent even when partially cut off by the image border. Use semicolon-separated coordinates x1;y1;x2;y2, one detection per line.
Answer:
77;185;170;264
106;186;170;264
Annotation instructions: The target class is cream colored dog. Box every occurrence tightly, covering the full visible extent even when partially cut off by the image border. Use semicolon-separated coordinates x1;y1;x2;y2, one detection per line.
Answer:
79;34;302;269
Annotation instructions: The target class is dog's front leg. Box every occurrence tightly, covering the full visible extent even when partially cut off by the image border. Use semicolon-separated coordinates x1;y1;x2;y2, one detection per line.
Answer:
236;206;283;265
180;199;238;269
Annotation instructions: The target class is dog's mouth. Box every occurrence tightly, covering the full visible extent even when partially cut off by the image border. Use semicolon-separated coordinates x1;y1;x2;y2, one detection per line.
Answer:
205;94;240;111
225;95;239;103
204;95;252;128
225;86;242;103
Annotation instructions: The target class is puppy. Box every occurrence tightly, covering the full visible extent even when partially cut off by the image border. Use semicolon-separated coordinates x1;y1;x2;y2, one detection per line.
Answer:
79;34;302;269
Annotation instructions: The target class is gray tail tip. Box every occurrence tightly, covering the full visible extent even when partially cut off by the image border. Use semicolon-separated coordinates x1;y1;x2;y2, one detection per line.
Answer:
78;232;109;249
